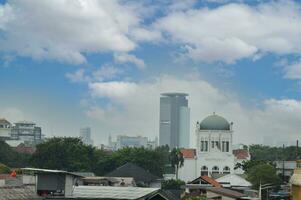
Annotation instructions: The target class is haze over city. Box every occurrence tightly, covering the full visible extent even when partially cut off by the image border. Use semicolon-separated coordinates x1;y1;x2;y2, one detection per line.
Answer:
1;0;301;146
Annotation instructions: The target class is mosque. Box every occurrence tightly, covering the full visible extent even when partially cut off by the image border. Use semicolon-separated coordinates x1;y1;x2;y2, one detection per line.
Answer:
178;113;249;182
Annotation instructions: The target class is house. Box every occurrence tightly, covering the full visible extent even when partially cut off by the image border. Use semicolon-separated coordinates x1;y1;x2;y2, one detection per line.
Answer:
22;168;83;197
82;176;136;187
105;163;160;187
46;185;171;200
233;148;251;174
216;174;252;189
206;187;245;200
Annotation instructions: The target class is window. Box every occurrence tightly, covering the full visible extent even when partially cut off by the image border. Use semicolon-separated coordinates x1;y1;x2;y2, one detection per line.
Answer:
223;166;230;174
201;166;208;176
212;166;219;175
200;140;208;152
226;141;229;152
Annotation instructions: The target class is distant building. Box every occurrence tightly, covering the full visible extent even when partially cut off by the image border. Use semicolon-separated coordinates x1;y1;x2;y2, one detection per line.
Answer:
80;127;93;145
0;118;12;140
159;93;190;149
11;121;43;145
233;148;251;174
108;135;158;150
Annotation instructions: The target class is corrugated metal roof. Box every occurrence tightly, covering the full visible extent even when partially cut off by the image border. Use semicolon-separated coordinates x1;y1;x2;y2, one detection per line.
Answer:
70;186;159;199
0;185;42;200
21;168;83;177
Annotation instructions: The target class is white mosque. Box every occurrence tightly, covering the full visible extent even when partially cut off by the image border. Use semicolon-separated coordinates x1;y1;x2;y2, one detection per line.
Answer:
178;113;249;182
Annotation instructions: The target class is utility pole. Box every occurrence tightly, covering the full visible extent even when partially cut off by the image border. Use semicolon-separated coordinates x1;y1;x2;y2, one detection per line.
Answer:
282;144;285;183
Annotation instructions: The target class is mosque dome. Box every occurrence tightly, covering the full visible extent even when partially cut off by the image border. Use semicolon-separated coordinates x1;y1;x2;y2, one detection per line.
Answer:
199;113;231;130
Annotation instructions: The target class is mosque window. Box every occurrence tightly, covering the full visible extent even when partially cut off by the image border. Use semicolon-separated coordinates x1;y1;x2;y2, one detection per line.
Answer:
212;166;219;175
223;166;230;174
200;140;208;152
201;166;208;176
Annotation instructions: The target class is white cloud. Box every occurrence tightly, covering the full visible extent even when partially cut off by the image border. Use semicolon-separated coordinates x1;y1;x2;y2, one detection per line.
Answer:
155;0;301;63
66;65;122;83
0;0;157;64
85;74;301;145
114;53;146;69
89;81;138;99
284;60;301;80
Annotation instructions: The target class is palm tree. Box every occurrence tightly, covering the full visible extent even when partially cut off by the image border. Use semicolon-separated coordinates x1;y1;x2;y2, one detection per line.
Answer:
170;148;184;179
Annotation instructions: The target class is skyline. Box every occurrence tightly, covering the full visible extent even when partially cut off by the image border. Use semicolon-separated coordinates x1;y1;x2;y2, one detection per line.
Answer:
1;0;301;145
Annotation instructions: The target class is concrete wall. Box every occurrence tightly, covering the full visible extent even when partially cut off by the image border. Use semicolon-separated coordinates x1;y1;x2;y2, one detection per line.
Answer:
178;158;197;182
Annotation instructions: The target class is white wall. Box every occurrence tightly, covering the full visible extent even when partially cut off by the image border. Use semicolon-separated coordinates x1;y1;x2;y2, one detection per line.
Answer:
178;158;197;182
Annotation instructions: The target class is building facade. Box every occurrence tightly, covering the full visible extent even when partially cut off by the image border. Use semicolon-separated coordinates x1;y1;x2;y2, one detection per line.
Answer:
11;121;42;145
80;127;93;146
159;93;190;149
107;135;158;150
178;113;236;182
0;118;12;140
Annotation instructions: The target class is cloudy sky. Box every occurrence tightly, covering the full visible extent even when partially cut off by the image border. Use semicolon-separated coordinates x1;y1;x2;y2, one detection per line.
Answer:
1;0;301;146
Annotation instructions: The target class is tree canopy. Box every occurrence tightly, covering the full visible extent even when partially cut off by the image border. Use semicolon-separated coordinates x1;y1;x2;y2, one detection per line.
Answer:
30;137;169;177
0;141;30;168
246;163;281;189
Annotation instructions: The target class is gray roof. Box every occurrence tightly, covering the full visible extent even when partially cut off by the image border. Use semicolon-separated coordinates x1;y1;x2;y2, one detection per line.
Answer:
206;187;245;198
105;163;159;183
200;113;230;131
71;172;95;177
0;186;42;200
21;168;84;177
70;186;160;199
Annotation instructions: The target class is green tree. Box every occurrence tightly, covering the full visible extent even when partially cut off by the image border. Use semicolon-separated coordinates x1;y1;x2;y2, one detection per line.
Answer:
246;163;281;189
235;160;270;173
0;141;30;167
170;148;184;179
30;137;100;172
0;164;11;174
161;179;185;190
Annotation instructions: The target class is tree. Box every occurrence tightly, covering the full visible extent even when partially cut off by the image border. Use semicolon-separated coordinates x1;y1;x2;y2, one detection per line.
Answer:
170;148;184;179
30;137;100;172
161;179;185;190
246;163;281;189
0;141;30;168
235;160;270;173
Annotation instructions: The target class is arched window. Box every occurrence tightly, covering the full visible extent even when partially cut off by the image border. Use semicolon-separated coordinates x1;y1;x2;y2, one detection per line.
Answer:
212;166;219;175
223;166;230;174
201;166;208;176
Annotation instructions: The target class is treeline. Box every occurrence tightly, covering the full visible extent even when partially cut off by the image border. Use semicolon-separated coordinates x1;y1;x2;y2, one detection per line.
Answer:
0;141;31;167
1;137;170;177
249;144;301;161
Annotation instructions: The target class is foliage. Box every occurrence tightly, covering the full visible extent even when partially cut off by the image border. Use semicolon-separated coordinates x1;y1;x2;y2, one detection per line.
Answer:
161;179;185;190
30;137;169;177
170;148;184;179
30;137;102;172
0;163;11;174
249;144;301;161
246;163;281;189
0;141;31;168
235;160;271;173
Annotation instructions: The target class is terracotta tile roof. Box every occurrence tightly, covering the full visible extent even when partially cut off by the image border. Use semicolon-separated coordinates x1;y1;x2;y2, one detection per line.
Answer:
233;149;250;160
180;149;196;159
206;187;245;198
190;175;222;188
14;143;36;155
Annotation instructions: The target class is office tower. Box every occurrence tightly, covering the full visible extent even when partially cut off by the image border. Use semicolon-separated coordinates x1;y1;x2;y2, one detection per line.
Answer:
80;127;93;145
159;93;190;149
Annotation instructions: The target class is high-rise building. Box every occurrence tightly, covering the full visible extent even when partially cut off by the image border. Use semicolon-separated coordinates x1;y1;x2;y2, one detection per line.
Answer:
11;121;42;145
159;93;190;149
106;135;158;150
80;127;93;145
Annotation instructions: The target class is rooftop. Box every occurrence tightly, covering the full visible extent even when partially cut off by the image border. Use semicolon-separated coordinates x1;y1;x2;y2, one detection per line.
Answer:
233;149;250;160
180;149;196;159
21;168;84;177
206;187;245;199
70;186;160;199
105;163;159;183
161;92;188;97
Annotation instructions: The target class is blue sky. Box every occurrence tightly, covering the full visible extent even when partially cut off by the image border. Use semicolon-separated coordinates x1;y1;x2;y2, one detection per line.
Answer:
1;0;301;146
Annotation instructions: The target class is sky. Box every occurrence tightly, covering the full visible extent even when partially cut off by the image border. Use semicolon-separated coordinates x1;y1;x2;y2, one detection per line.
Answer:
1;0;301;146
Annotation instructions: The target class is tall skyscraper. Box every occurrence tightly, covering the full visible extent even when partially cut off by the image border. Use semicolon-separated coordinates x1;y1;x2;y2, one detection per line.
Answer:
159;93;190;149
80;127;93;145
